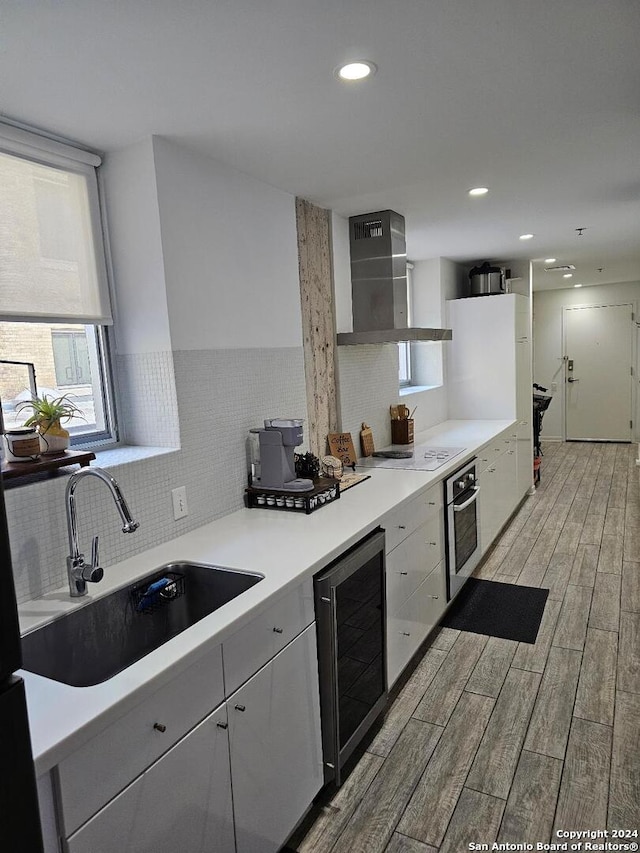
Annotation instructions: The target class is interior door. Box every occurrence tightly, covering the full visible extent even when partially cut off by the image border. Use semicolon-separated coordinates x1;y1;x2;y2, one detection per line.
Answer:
564;303;633;441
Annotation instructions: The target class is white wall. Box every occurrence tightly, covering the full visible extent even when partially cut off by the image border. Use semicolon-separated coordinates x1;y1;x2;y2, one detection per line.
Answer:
152;137;303;351
533;281;640;441
102;138;172;355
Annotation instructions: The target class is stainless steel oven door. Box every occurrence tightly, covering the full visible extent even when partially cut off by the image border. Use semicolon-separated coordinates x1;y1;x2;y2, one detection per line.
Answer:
446;480;481;600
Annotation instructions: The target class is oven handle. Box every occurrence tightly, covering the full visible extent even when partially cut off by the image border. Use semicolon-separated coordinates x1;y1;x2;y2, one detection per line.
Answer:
453;486;480;511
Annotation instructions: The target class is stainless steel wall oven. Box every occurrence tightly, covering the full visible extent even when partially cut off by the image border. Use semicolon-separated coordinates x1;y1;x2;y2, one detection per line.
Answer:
444;458;481;600
314;529;387;787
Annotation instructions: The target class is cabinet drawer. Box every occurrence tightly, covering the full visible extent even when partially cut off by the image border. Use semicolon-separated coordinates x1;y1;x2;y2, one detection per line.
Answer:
66;703;234;853
382;485;441;554
57;646;224;837
386;514;444;615
477;434;511;470
223;578;314;695
386;562;446;687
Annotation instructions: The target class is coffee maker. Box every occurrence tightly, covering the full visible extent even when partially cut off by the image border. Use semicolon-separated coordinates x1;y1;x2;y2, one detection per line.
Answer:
249;419;314;492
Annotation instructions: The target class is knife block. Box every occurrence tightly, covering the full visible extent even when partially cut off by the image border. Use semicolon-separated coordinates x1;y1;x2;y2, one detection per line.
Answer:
391;419;414;444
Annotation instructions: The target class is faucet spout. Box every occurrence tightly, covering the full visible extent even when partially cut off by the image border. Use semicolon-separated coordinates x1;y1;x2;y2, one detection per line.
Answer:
65;467;140;597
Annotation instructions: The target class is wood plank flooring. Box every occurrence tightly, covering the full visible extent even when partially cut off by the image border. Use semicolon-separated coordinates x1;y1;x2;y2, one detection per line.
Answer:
291;442;640;852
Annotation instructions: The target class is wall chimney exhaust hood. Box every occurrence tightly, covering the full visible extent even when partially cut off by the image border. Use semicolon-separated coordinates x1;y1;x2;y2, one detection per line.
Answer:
336;210;452;346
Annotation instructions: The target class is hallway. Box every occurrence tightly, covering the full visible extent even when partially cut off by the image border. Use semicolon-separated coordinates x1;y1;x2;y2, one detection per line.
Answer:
292;441;640;853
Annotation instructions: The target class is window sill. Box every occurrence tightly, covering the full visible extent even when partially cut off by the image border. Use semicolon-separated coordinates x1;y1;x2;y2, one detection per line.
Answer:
93;445;179;468
400;384;443;396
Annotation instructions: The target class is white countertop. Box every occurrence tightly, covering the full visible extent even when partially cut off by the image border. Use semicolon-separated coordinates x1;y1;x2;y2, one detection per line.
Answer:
19;418;514;775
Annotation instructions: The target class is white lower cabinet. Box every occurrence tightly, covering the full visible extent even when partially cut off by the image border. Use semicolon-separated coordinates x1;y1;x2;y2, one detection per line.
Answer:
386;561;445;687
55;581;323;853
478;430;521;554
66;703;235;853
228;623;323;853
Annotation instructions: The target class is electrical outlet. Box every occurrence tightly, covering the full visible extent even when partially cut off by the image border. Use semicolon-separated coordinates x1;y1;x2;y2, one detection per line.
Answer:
171;486;188;520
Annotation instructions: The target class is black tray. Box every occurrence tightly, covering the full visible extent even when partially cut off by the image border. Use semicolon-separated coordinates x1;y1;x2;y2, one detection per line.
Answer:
246;477;340;514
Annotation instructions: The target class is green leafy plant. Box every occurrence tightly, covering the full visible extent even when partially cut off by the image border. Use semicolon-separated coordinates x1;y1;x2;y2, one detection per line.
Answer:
16;393;85;434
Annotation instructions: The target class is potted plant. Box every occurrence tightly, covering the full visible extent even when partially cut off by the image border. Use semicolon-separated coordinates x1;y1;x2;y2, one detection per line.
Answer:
16;393;84;455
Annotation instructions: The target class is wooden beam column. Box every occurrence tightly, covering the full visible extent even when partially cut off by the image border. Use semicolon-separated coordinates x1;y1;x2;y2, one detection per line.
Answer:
295;197;338;457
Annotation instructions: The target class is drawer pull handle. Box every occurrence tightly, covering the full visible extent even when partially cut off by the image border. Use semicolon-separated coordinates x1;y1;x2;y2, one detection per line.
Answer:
235;704;246;712
153;723;167;733
216;721;229;730
399;571;409;576
428;501;436;506
401;631;411;636
429;595;440;600
273;627;284;634
398;524;406;530
428;541;437;546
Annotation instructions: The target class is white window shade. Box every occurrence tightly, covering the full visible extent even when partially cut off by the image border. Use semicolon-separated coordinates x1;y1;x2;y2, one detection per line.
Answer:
0;148;112;325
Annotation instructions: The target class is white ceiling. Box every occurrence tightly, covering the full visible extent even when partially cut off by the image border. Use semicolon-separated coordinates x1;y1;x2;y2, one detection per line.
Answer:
2;0;639;291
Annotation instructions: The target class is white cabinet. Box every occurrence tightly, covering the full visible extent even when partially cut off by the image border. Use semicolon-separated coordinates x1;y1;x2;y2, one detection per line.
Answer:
223;578;314;695
385;515;443;615
54;581;323;853
227;623;323;853
66;703;235;853
57;647;225;836
387;561;446;686
448;292;533;505
477;431;518;551
382;482;446;687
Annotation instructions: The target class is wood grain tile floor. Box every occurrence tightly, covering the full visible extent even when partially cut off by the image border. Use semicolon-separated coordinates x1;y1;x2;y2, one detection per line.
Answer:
290;442;640;852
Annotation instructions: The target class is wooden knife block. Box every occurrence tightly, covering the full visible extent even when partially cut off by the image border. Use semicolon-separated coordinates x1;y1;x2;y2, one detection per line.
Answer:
391;419;414;445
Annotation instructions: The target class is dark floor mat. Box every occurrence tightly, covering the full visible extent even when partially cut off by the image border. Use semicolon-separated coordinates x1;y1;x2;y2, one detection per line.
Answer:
441;578;549;644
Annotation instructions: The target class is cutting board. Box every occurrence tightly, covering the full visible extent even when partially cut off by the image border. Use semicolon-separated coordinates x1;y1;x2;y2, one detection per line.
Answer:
360;423;375;457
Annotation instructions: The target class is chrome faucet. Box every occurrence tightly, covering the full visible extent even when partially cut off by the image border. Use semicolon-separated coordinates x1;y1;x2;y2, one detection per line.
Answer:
66;467;140;597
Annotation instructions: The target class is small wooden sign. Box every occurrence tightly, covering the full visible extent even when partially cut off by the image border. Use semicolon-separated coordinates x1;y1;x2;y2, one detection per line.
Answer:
328;432;357;468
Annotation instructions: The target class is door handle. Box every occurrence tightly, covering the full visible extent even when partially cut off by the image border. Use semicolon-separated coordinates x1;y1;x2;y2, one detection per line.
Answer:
567;377;580;383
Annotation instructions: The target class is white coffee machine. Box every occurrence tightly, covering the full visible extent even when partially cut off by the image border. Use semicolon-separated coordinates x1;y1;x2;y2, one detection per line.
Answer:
249;419;314;492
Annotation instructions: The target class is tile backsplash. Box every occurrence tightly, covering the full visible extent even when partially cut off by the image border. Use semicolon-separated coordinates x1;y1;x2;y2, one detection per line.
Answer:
337;344;400;451
116;351;180;447
8;346;307;603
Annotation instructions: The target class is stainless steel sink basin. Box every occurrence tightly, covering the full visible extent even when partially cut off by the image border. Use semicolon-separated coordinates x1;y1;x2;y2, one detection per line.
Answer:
21;562;264;687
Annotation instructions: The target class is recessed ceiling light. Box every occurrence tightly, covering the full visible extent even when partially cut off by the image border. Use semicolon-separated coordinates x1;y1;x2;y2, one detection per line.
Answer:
574;283;583;288
563;273;573;279
468;187;489;197
519;233;534;241
336;61;377;81
545;258;557;264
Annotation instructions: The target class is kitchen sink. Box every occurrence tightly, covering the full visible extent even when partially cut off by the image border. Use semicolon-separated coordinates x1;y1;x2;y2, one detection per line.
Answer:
21;562;264;687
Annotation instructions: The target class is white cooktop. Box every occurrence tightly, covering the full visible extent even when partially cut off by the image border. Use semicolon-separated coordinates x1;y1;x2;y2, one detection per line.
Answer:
358;445;466;472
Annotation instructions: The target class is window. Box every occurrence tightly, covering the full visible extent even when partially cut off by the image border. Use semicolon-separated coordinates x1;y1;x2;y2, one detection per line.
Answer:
0;124;117;447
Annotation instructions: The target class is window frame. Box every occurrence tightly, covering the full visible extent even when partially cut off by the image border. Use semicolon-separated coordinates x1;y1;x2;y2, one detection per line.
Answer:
398;262;414;388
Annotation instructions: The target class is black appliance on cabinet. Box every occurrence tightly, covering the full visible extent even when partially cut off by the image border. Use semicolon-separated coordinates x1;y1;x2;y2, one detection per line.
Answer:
0;472;44;851
314;528;387;787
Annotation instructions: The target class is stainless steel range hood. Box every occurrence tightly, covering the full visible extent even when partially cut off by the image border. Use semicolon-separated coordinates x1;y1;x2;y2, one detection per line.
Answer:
336;210;452;346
